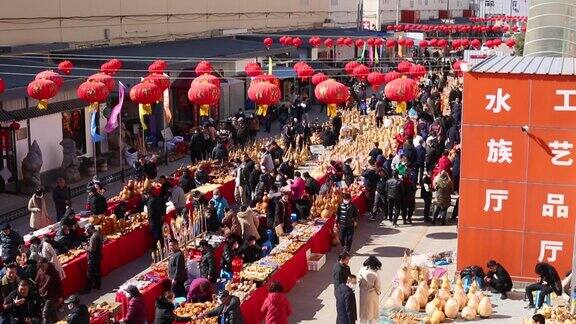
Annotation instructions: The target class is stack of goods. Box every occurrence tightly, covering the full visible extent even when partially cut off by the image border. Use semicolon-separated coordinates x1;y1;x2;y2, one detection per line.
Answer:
288;222;319;242
530;305;576;323
342;182;364;197
254;195;270;214
57;249;85;265
225;281;258;301
89;301;121;319
283;145;312;166
386;257;493;323
239;264;276;283
174;301;218;323
114;180;141;201
309;188;343;219
119;264;168;293
88;212;148;238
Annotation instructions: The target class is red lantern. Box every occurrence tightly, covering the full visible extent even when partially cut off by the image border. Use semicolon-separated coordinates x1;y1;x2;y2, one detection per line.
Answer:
88;73;115;92
100;59;122;75
144;73;171;92
374;38;384;46
292;37;303;48
27;79;58;110
409;64;427;79
263;37;273;48
397;60;413;73
419;40;429;48
188;82;220;106
398;39;406;46
77;81;109;109
521;26;526;32
314;79;348;117
452;60;466;77
192;74;221;88
505;38;516;48
451;39;461;49
296;64;314;81
311;73;328;86
248;82;281;116
492;25;502;33
384;77;419;102
344;38;353;47
252;74;280;88
344;61;360;76
485;40;494;48
279;36;287;45
367;38;375;46
470;39;481;49
244;62;263;78
336;38;345;46
0;78;5;95
57;60;73;75
35;70;63;90
461;39;470;48
308;37;317;46
355;39;365;48
130;82;162;105
386;39;396;48
429;39;438;47
283;37;293;46
367;72;386;90
386;25;394;31
352;64;370;80
188;82;220;117
195;61;213;76
405;39;414;48
493;38;502;46
293;61;308;72
324;38;334;47
10;122;20;131
384;71;401;83
438;39;448;47
148;60;168;74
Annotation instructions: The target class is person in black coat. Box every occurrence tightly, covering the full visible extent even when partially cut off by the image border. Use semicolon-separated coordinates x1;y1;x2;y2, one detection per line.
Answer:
526;262;563;309
189;129;205;163
52;177;72;221
400;175;417;224
274;193;292;234
321;127;337;148
168;239;187;297
372;169;388;220
333;252;351;296
336;194;358;252
239;236;262;263
484;260;513;299
336;275;357;324
221;237;239;274
3;280;42;323
342;159;355;187
87;187;107;216
368;142;383;161
303;172;320;196
144;157;158;180
211;142;229;162
154;291;189;324
199;240;217;283
64;295;90;324
178;169;195;194
415;139;426;186
147;191;166;249
0;224;24;264
331;113;343;141
385;172;402;226
198;291;244;324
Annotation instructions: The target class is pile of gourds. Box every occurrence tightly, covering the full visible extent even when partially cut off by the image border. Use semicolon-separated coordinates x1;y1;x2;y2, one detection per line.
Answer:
386;258;493;323
309;188;343;218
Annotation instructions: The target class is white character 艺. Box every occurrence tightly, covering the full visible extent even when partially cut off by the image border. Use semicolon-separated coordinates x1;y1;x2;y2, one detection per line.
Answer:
549;140;574;166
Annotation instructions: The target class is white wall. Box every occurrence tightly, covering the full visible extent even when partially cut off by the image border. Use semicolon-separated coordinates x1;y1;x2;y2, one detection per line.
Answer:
29;114;64;174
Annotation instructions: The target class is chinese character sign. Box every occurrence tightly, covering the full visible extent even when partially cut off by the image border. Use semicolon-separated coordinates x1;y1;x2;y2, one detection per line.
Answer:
460;73;576;280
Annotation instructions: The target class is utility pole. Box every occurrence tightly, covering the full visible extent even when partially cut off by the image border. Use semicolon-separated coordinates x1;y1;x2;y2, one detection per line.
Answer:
376;0;381;31
357;0;364;31
395;0;401;25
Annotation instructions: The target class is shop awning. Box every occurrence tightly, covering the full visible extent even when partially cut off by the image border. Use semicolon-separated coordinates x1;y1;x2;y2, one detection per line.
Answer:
271;68;297;80
0;98;86;122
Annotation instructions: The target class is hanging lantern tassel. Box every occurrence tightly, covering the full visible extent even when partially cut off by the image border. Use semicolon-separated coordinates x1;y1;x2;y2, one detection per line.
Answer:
88;102;100;112
199;104;210;117
37;99;49;110
327;104;337;117
396;101;407;114
256;104;268;117
139;104;152;130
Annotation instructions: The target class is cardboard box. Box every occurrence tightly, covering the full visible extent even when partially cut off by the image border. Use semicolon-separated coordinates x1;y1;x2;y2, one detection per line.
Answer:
307;253;326;271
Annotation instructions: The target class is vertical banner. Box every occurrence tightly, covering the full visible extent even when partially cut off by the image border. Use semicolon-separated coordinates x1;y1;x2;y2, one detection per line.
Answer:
104;81;125;133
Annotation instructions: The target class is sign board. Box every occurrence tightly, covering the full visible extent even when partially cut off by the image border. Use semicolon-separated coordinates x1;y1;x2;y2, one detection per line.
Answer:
161;127;174;142
459;71;576;281
463;50;506;67
481;0;528;17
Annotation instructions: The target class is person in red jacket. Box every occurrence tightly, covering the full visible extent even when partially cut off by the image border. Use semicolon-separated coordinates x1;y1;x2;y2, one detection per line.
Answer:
121;285;146;324
261;281;292;324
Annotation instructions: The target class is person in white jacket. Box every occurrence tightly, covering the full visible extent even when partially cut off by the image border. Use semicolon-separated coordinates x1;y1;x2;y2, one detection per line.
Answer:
357;256;382;324
29;236;66;280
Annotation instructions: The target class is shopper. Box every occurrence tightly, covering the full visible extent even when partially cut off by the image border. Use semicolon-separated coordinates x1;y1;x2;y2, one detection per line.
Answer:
357;256;382;324
484;260;512;300
87;187;107;217
65;294;90;324
432;170;453;225
333;252;351;296
36;257;64;324
52;177;72;221
336;193;358;252
2;280;42;323
336;274;358;324
187;277;214;303
199;240;217;283
154;291;176;324
168;239;187;297
0;224;24;264
261;282;292;324
237;205;260;241
29;188;54;230
84;225;103;293
122;285;146;324
197;290;244;323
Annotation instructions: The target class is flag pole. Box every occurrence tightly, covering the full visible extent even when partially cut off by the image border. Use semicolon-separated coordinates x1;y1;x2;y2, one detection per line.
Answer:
119;112;124;182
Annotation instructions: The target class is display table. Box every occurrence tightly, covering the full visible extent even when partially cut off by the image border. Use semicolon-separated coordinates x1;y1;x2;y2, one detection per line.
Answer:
306;216;335;254
62;253;88;296
352;191;367;216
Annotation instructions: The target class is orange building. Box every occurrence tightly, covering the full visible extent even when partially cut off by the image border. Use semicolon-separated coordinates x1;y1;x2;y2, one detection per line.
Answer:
459;56;576;281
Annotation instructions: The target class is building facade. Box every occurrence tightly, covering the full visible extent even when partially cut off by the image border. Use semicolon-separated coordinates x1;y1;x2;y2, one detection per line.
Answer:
0;0;358;46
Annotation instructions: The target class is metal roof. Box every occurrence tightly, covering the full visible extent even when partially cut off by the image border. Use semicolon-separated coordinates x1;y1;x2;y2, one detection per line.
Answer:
471;55;576;75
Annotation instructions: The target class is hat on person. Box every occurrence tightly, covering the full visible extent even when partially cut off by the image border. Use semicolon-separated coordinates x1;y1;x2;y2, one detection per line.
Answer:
64;295;80;304
218;290;230;299
1;223;10;230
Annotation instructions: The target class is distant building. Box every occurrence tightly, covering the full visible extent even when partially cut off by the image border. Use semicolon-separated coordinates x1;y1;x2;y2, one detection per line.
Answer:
524;0;576;57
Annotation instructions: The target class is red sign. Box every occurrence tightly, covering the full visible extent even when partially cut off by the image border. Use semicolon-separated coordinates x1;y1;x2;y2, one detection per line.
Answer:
459;73;576;280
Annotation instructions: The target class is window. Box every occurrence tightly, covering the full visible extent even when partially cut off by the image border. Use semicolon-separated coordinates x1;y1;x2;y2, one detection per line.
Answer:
425;0;429;5
331;0;338;5
62;109;86;155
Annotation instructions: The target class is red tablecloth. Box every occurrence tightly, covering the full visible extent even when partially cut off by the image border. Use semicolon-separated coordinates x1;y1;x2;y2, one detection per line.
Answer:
352;191;367;216
307;216;335;254
62;253;88;296
240;284;269;324
90;311;111;324
115;278;170;324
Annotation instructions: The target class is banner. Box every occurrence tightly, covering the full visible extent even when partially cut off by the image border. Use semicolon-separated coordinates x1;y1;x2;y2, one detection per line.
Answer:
91;111;104;143
104;81;125;133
